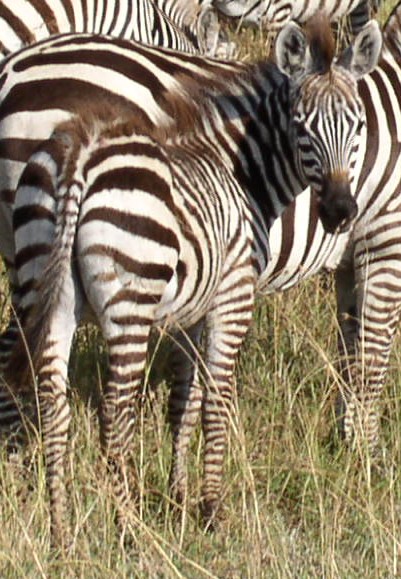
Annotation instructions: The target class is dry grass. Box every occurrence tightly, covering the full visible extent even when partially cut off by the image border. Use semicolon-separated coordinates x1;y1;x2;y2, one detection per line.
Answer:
2;274;401;578
1;3;400;577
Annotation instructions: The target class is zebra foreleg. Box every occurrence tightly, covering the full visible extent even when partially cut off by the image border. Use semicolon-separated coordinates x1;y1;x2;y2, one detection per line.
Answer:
336;248;401;453
168;321;204;510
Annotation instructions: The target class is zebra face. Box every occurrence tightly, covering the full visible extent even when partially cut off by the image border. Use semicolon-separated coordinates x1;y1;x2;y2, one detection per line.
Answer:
275;16;382;234
290;70;365;233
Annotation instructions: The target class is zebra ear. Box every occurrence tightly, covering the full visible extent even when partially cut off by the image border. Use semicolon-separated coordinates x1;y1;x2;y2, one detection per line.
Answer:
197;6;220;56
275;21;308;77
336;20;382;78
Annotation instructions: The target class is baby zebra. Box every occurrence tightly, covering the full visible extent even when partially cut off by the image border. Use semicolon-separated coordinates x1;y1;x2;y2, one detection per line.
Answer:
7;17;380;549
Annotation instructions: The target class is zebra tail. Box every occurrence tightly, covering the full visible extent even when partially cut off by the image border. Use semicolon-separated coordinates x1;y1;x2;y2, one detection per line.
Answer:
7;169;83;391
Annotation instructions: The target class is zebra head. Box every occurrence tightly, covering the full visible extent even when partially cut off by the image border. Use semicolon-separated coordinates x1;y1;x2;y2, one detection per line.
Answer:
275;16;382;234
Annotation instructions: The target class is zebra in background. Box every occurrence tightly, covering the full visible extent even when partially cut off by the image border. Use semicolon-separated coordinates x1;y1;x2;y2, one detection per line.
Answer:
0;0;231;57
154;0;237;57
257;1;401;451
5;17;379;547
213;0;381;34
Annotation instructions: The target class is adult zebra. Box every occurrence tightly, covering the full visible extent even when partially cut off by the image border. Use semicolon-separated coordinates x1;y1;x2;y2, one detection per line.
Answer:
0;4;395;464
153;0;236;56
0;0;228;57
4;18;379;547
214;0;380;33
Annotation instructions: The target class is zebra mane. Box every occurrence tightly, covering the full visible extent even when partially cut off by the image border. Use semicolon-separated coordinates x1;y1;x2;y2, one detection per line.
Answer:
305;12;336;74
160;59;274;139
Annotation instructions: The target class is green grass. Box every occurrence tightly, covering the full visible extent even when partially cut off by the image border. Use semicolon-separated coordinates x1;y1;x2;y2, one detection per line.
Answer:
1;5;401;577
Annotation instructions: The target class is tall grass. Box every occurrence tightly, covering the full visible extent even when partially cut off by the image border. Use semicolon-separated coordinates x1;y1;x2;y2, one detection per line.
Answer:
2;275;400;577
1;4;400;577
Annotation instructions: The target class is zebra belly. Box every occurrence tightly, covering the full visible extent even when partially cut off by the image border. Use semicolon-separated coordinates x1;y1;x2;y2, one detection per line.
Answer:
155;252;227;329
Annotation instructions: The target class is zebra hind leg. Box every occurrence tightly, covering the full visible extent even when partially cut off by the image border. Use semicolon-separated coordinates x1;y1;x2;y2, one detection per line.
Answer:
33;309;78;552
168;321;204;512
99;321;153;542
200;268;254;529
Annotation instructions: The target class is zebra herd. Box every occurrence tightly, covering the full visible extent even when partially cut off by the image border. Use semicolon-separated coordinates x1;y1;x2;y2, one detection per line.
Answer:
215;0;381;33
0;0;397;552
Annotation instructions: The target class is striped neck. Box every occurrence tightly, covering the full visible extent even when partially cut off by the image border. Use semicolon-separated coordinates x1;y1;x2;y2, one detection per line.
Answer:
199;65;305;229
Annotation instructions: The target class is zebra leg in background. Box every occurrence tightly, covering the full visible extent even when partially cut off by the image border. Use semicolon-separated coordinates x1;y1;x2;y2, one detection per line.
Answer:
200;268;254;527
335;257;358;442
0;266;21;371
335;245;401;453
35;308;78;550
0;275;37;452
168;321;204;509
0;375;36;455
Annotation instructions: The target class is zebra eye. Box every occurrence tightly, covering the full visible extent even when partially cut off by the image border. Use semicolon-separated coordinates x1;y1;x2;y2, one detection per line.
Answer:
293;118;309;139
293;117;305;131
356;119;365;132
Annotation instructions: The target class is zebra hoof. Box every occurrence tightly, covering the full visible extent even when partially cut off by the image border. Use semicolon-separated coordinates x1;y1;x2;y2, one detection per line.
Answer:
200;499;222;532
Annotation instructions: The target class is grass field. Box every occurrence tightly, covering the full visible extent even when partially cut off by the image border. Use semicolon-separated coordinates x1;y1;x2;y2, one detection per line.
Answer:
0;4;400;578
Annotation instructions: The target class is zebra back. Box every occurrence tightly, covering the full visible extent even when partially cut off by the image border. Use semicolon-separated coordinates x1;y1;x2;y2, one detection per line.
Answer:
0;0;229;57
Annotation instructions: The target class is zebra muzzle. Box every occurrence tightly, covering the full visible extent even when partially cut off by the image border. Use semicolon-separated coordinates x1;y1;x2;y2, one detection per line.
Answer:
317;177;358;234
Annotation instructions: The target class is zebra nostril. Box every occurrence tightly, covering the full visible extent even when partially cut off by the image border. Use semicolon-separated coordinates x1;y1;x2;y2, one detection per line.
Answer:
318;193;358;234
317;176;358;234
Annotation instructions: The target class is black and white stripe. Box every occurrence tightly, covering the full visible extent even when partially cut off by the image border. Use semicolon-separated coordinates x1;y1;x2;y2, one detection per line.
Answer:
0;0;228;57
4;19;379;546
213;0;380;33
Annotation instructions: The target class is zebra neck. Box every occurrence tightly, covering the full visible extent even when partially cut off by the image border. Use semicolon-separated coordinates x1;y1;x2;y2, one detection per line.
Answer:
226;72;305;230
